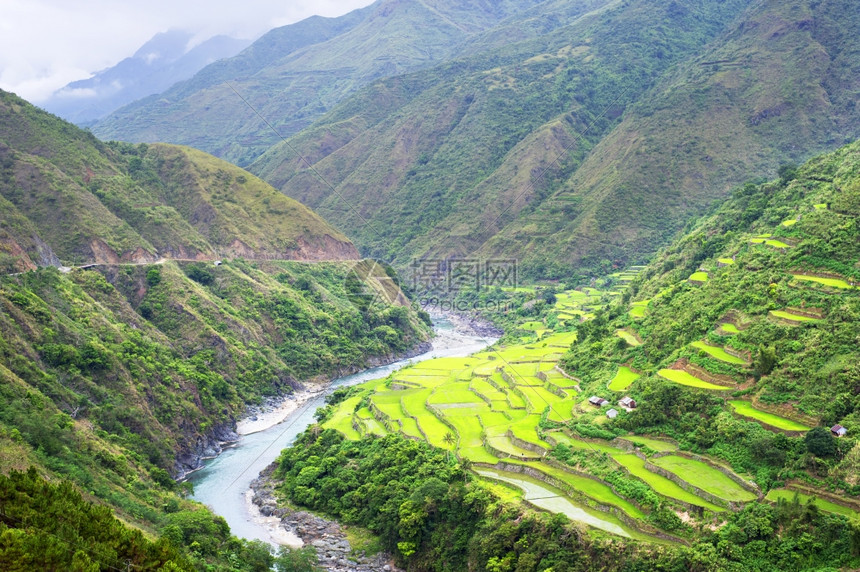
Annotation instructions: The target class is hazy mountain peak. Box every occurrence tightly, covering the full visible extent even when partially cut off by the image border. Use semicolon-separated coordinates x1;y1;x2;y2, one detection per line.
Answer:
40;29;251;125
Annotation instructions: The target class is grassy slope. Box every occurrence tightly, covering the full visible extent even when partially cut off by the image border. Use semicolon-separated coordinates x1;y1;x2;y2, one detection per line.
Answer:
0;90;356;268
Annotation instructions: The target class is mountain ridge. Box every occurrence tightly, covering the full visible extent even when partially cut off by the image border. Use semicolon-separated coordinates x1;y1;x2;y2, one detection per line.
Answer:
40;30;251;125
0;89;358;273
90;0;554;165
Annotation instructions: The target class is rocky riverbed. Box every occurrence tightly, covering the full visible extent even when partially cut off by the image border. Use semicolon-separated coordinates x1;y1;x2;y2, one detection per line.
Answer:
251;465;403;572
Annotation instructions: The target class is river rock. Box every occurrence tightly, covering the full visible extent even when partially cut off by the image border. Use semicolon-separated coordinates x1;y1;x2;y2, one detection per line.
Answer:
251;464;404;572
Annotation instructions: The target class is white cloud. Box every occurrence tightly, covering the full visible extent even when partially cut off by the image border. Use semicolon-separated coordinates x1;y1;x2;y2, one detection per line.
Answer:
0;0;375;103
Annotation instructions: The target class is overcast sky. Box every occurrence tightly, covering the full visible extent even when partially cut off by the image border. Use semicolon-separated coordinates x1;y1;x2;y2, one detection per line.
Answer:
0;0;376;103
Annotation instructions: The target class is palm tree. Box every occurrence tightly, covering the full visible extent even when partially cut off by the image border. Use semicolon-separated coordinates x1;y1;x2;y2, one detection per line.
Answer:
443;432;455;461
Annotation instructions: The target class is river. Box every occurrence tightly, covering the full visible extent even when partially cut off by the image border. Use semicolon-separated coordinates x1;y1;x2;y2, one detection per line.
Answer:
188;317;494;547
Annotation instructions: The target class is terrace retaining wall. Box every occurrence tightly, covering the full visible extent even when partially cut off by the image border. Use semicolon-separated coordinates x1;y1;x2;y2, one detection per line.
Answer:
749;396;818;427
507;430;548;455
483;440;542;462
476;461;686;544
718;310;748;330
671;358;737;388
784;481;860;511
671;451;761;498
721;345;752;363
543;381;567;399
553;365;582;385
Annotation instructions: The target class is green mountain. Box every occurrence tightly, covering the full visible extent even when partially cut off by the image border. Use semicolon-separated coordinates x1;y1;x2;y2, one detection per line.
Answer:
251;0;859;279
90;0;552;166
565;138;860;493
0;89;431;567
0;90;357;271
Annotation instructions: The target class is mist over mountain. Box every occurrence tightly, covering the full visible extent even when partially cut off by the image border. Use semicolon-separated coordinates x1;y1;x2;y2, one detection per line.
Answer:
40;29;250;125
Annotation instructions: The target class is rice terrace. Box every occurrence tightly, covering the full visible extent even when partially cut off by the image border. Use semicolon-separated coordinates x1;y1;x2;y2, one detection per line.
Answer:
319;252;860;544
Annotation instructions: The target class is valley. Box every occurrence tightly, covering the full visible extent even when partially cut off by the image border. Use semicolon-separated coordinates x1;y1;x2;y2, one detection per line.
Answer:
1;0;859;570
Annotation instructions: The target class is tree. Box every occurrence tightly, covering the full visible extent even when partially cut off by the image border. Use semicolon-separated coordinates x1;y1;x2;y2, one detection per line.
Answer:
805;426;837;458
274;546;322;572
754;344;777;377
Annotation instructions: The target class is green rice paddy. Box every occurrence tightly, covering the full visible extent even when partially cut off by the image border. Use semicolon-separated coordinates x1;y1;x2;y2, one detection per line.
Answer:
651;456;757;502
728;401;811;431
657;369;731;391
608;367;640;391
765;489;858;519
690;341;748;365
791;274;855;289
615;329;641;346
719;323;740;334
689;271;709;282
629;303;648;319
769;310;820;322
718;257;735;265
750;237;792;249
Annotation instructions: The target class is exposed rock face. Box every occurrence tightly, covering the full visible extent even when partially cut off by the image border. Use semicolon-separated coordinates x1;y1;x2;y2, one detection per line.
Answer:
173;423;238;480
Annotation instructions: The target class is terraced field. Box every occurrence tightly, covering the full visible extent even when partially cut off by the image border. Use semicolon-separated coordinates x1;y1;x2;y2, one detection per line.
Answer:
791;273;856;289
657;369;731;391
608;367;640;391
320;281;763;540
765;489;859;519
718;323;740;334
728;401;811;431
611;453;725;512
629;300;649;318
750;237;792;249
651;456;757;503
690;341;747;365
615;329;641;346
770;309;821;323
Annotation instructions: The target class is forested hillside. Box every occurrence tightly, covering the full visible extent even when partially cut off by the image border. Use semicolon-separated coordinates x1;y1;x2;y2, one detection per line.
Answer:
572;137;860;463
251;0;859;280
0;88;431;569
